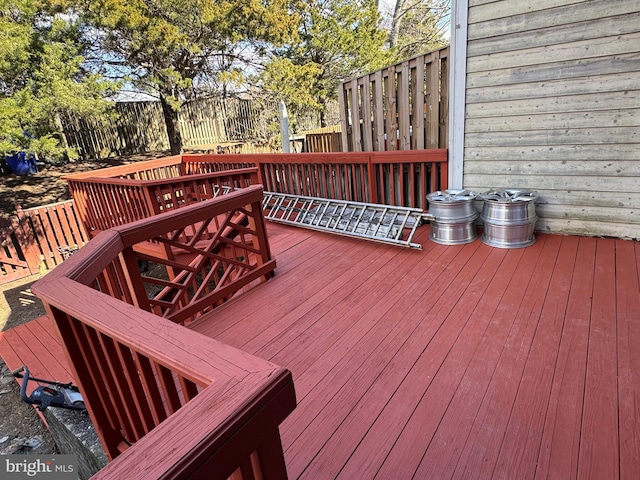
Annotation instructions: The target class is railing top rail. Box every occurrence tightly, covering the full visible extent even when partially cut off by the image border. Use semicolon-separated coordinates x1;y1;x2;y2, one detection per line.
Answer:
91;368;294;480
117;184;265;245
33;277;273;384
63;155;183;181
182;152;373;165
369;149;448;164
64;167;258;187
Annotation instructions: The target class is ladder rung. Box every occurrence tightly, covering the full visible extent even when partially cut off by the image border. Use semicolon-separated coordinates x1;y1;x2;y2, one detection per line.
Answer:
262;192;424;249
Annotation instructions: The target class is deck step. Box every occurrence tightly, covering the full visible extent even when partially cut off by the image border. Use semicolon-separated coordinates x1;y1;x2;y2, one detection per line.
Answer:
262;192;428;249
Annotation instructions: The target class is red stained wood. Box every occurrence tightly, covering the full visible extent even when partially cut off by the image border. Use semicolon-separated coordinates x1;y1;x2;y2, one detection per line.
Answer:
2;226;639;479
617;240;640;480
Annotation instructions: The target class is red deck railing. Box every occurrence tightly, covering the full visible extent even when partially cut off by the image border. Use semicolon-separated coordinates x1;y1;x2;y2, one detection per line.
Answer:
66;165;260;238
31;186;295;478
65;151;447;236
183;150;447;210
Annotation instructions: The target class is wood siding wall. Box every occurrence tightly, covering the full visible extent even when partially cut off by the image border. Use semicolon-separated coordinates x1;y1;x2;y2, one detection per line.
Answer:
463;0;640;239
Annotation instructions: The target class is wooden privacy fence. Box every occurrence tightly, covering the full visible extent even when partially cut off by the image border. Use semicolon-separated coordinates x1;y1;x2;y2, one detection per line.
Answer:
340;46;450;152
59;97;283;159
59;97;339;159
0;201;88;285
31;186;296;478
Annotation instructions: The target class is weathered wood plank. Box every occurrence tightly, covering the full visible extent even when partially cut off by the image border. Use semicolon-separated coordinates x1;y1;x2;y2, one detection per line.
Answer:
467;52;640;89
536;205;640;225
469;11;640;56
465;109;640;133
468;0;639;38
464;160;640;177
468;32;640;74
467;75;639;106
469;0;586;24
464;173;640;192
465;126;638;148
464;144;640;162
535;218;640;239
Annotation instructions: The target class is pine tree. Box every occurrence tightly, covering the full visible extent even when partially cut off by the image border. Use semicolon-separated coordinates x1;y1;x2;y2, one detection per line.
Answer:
77;0;299;154
259;0;391;129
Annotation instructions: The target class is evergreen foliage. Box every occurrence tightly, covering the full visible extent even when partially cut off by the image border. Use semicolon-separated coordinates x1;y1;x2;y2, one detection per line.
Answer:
78;0;299;154
259;0;391;129
0;0;117;162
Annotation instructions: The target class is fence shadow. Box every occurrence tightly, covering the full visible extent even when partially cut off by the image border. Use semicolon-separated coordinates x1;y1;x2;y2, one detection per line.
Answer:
0;277;46;332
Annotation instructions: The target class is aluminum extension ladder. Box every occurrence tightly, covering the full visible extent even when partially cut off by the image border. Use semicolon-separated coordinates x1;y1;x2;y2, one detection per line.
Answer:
262;192;430;249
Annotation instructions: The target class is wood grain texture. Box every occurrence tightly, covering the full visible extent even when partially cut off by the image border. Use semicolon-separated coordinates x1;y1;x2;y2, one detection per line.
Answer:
3;224;640;479
463;0;640;240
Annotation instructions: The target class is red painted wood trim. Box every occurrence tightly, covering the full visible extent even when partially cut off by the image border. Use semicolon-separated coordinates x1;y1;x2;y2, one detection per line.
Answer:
91;372;295;480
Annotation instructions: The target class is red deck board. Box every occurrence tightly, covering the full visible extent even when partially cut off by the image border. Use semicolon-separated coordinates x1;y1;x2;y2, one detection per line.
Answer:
617;240;640;479
534;237;596;479
1;224;639;480
579;239;619;479
402;235;555;480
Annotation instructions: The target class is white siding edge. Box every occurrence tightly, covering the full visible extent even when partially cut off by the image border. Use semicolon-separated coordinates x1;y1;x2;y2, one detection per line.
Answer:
449;0;469;190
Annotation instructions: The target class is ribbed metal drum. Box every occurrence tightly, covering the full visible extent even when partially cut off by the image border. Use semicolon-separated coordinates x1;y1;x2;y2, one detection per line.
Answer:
426;190;479;245
480;189;538;248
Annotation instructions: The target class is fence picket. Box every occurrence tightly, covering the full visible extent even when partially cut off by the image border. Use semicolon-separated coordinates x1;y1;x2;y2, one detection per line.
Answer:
340;46;449;152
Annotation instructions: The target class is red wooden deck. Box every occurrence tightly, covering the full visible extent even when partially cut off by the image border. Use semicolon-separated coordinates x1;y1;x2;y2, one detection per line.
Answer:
2;222;639;479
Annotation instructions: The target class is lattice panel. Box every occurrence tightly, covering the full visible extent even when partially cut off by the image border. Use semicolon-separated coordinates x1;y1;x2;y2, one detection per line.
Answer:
91;200;273;326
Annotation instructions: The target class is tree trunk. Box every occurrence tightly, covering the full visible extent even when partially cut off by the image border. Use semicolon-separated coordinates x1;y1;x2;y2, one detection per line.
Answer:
319;97;327;128
389;0;407;48
160;94;183;155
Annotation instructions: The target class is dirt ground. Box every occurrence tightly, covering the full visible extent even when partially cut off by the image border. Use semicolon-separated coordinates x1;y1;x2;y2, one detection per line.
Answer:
0;152;169;215
0;151;169;456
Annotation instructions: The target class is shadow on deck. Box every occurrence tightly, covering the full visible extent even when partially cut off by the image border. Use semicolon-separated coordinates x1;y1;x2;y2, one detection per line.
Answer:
2;222;639;479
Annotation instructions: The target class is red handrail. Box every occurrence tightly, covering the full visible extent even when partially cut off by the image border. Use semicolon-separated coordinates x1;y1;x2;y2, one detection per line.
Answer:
31;186;294;478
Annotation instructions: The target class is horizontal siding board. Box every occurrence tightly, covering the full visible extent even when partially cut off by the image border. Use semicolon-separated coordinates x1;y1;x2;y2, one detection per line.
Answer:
467;93;640;121
467;32;640;74
468;0;640;39
465;144;640;162
535;190;637;210
467;76;639;105
464;160;640;178
534;204;640;224
468;12;640;56
469;0;586;24
465;109;640;133
466;52;640;89
464;174;640;193
465;127;638;147
535;218;640;238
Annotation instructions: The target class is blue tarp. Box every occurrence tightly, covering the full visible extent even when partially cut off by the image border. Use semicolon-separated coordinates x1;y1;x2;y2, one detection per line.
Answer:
5;152;38;176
